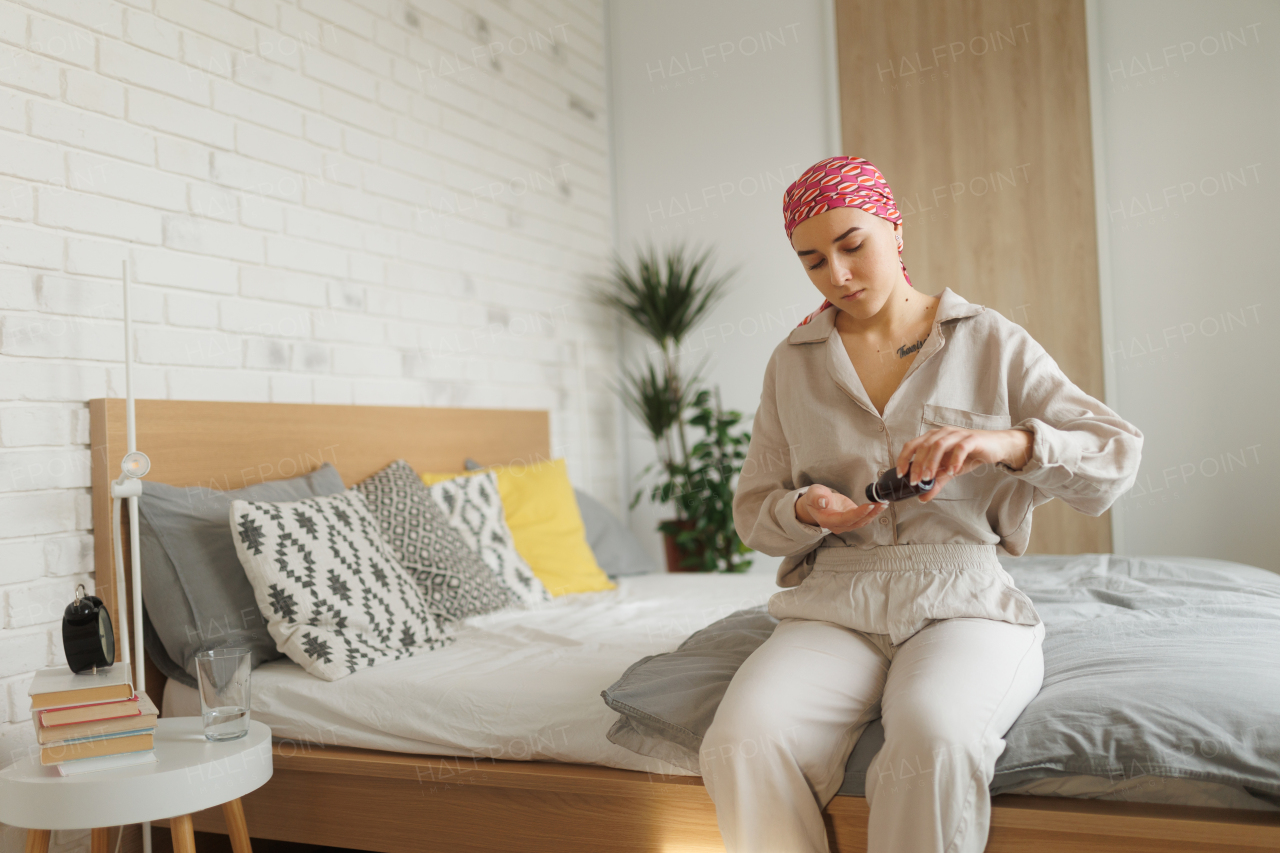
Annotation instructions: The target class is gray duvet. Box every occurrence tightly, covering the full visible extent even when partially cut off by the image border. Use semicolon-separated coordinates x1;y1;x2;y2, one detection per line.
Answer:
602;553;1280;807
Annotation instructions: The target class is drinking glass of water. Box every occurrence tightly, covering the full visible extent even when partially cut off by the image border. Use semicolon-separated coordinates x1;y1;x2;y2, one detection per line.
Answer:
195;648;251;742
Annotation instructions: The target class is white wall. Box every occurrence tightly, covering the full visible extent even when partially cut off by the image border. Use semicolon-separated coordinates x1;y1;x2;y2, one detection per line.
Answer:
0;0;617;833
605;0;838;577
1087;0;1279;572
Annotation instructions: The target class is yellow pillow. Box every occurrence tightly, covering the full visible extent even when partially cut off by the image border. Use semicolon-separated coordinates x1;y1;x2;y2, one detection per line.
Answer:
421;458;616;597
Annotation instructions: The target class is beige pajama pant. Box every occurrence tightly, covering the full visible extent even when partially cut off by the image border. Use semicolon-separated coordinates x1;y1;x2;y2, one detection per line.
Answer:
699;614;1046;853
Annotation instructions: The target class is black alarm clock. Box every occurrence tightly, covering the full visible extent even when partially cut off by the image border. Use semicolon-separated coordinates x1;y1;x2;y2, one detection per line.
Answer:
62;584;116;673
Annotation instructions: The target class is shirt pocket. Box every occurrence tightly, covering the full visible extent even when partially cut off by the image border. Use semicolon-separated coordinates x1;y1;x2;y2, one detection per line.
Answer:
918;404;1013;501
921;403;1013;432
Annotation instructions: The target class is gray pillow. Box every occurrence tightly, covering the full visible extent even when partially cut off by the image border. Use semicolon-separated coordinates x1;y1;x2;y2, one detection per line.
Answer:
354;460;518;620
600;605;778;773
142;605;190;687
574;489;657;577
138;463;346;687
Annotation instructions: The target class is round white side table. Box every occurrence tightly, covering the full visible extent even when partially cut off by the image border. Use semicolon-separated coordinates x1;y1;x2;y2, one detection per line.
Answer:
0;718;273;853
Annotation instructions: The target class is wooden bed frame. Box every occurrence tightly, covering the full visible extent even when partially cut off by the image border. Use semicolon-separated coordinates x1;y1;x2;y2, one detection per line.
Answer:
90;398;1280;853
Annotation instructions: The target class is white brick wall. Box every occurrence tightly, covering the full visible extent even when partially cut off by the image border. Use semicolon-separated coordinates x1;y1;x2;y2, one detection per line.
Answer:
0;2;618;842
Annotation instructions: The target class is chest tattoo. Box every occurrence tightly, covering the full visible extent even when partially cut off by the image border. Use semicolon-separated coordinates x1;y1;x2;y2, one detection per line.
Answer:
897;336;928;358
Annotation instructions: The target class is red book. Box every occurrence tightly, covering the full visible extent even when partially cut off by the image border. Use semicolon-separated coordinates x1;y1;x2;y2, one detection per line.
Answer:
36;693;156;741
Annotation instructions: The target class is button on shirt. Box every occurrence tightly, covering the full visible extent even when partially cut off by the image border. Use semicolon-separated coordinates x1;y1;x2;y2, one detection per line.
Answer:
733;287;1144;590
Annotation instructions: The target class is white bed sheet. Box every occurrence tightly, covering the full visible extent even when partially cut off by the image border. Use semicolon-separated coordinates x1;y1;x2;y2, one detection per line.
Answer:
164;573;780;776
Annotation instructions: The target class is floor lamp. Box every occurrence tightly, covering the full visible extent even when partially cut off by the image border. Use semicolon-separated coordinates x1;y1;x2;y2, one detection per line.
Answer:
110;260;153;853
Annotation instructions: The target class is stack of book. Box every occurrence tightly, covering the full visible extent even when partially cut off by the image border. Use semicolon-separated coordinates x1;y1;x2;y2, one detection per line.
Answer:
28;666;158;776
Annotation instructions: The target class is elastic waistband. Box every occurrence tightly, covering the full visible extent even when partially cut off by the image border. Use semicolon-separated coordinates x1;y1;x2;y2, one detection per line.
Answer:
812;543;1001;573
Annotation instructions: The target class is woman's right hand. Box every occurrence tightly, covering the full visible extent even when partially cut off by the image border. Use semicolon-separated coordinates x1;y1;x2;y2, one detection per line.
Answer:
795;484;888;534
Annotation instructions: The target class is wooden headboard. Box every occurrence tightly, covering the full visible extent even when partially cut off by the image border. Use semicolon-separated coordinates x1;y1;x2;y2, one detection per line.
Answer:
89;398;550;691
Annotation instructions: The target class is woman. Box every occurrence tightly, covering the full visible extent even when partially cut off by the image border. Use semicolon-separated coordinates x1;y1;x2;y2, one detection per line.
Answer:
699;156;1143;853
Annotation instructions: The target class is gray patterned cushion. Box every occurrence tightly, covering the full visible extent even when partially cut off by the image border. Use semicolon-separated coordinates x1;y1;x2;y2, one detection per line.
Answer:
355;461;518;621
230;490;455;681
423;471;551;606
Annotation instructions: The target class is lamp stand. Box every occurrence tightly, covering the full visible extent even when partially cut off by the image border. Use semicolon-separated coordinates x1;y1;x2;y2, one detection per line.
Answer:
109;260;153;853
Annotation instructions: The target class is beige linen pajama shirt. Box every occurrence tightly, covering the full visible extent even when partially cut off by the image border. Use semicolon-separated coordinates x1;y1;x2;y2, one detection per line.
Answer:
735;286;1143;641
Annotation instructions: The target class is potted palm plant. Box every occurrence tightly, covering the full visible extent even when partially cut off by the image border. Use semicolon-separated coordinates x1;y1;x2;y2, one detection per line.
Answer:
658;387;753;573
595;244;754;573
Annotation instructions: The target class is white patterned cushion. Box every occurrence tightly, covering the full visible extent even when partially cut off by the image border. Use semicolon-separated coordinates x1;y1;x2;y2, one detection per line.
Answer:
355;461;518;620
422;472;551;606
230;490;455;681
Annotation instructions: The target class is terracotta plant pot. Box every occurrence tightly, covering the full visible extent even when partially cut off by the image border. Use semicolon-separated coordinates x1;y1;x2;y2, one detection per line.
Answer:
662;519;706;572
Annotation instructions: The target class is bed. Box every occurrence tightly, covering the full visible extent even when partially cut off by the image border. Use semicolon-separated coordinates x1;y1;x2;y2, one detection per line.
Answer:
90;398;1280;853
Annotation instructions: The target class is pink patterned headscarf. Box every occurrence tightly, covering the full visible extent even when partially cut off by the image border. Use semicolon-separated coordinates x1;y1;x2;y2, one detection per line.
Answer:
783;156;912;327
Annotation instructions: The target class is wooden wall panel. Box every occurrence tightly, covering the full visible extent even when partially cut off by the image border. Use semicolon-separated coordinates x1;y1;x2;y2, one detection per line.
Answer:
834;0;1108;554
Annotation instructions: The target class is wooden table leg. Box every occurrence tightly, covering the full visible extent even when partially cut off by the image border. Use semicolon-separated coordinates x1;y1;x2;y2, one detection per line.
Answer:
24;830;50;853
222;798;253;853
91;828;111;853
170;814;197;853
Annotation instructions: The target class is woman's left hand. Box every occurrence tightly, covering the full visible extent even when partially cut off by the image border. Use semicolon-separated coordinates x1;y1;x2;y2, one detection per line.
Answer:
895;427;1034;503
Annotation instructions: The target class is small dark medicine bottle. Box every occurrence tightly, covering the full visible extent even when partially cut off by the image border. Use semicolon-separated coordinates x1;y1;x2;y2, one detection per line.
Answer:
865;468;935;503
